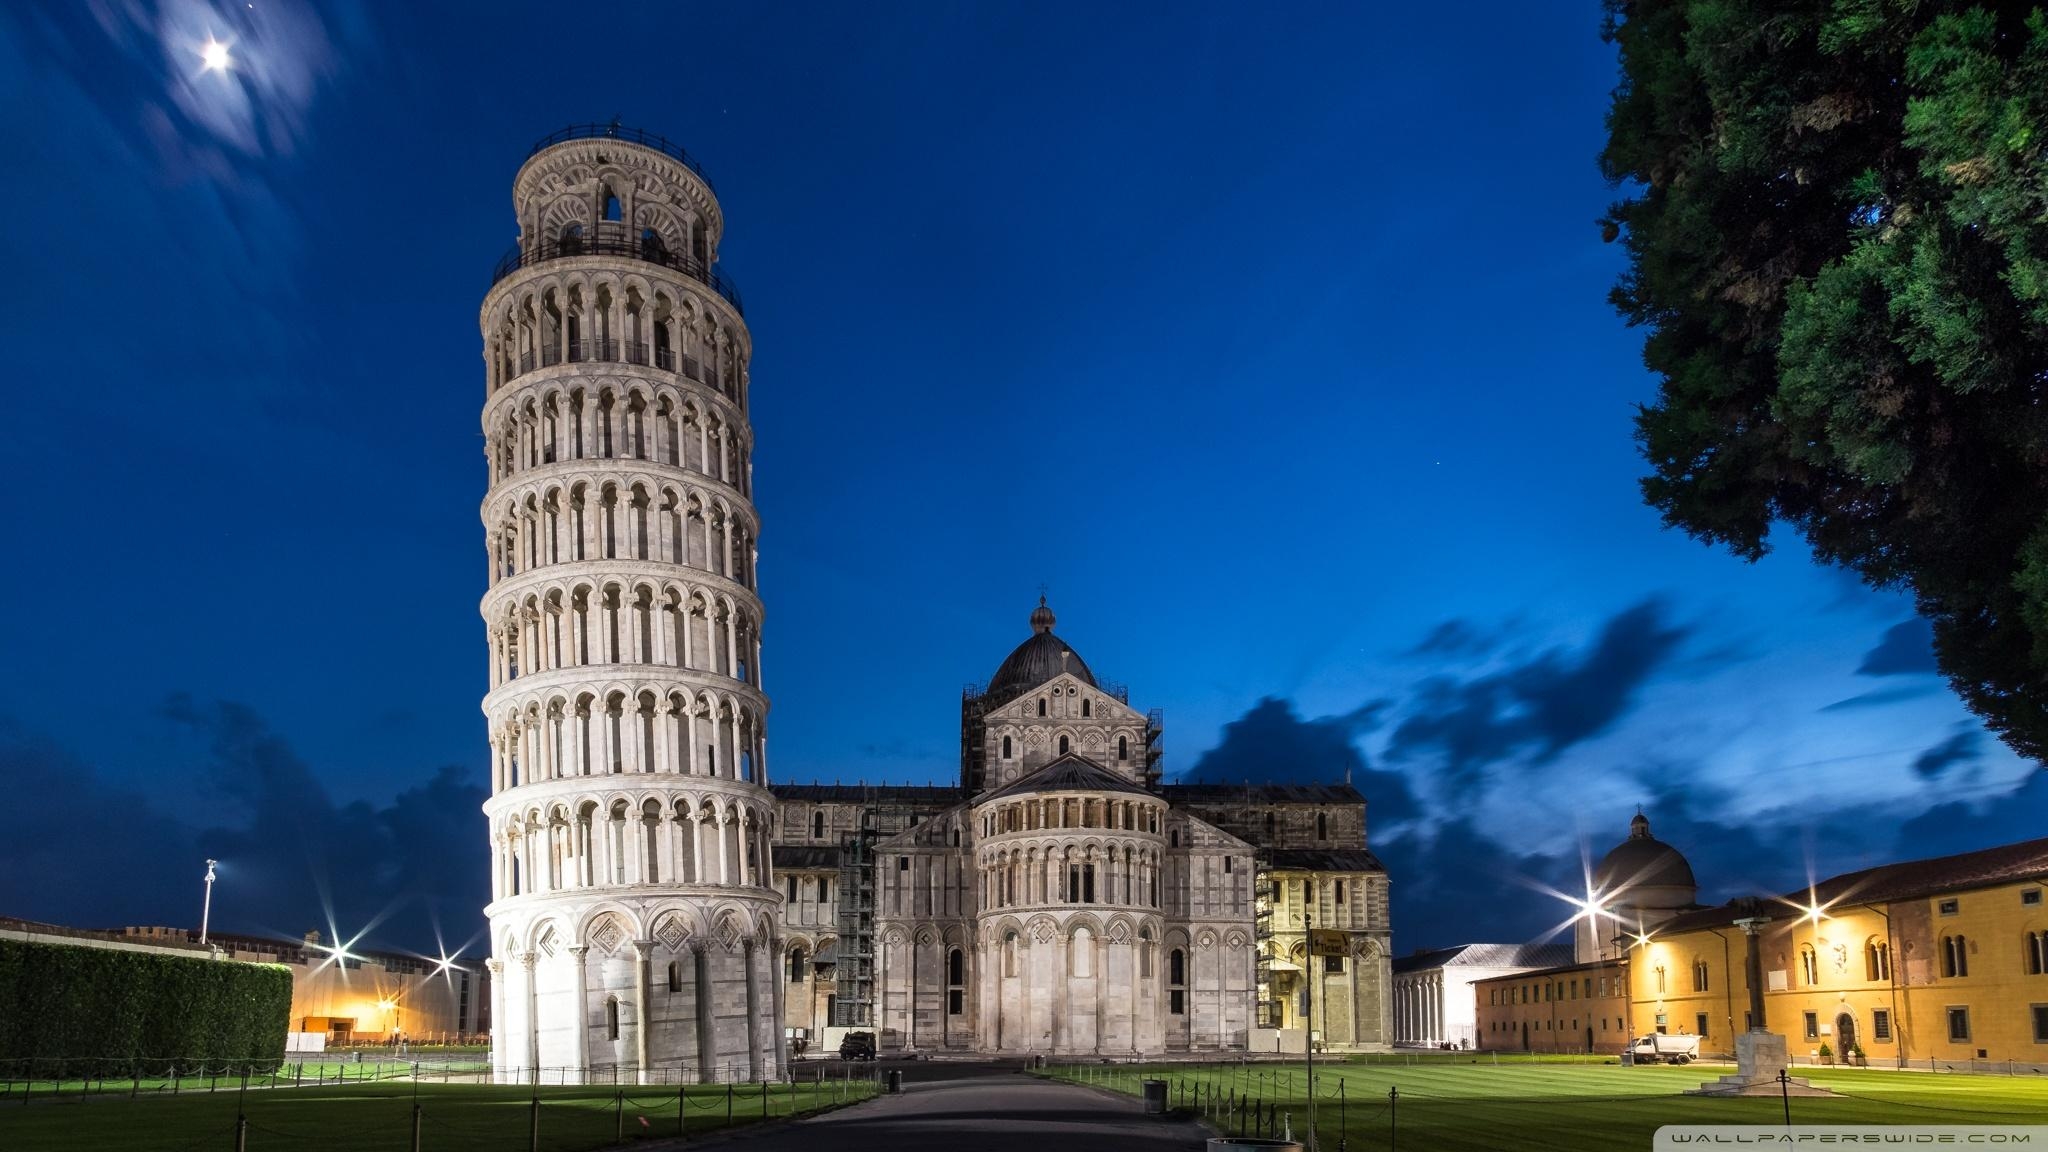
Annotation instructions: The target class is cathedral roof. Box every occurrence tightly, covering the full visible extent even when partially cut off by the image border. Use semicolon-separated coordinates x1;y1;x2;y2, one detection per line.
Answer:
1268;848;1388;874
1593;812;1696;893
978;752;1153;804
983;598;1097;707
1163;783;1366;804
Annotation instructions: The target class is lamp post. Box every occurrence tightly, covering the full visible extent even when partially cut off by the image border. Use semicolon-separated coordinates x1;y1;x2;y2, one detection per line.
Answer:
199;859;218;945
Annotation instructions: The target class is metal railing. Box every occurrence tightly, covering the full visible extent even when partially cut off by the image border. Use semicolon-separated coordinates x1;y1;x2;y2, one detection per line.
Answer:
528;123;718;193
489;234;744;315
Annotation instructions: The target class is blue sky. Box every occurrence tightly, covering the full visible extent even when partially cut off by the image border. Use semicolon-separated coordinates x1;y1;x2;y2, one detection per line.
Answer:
0;1;2036;957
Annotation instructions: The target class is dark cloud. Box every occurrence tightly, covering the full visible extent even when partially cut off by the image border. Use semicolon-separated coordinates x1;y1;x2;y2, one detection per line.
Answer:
1376;820;1579;951
1856;618;1938;676
1895;769;2048;858
1405;619;1495;658
0;700;485;955
1178;697;1418;824
1910;728;1980;779
1820;684;1941;712
1386;598;1690;792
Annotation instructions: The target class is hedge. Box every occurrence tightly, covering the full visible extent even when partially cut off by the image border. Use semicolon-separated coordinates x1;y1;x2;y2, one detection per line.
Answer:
0;938;292;1076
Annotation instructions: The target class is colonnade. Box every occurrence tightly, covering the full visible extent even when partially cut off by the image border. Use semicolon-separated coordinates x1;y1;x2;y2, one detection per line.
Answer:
487;578;760;689
485;272;745;407
494;793;774;899
489;687;763;790
488;476;756;591
978;839;1163;911
487;381;750;493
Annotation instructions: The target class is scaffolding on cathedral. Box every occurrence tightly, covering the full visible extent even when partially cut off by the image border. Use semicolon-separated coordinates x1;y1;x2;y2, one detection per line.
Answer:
828;785;927;1030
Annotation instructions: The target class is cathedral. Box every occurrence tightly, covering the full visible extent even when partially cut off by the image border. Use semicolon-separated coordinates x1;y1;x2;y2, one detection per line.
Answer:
476;126;1391;1082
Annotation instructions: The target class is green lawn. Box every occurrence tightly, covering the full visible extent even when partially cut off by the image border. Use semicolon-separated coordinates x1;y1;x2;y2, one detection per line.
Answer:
0;1077;877;1152
1046;1059;2048;1151
0;1059;491;1100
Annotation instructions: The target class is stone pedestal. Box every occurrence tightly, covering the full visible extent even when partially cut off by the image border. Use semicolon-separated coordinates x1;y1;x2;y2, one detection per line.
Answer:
1689;1030;1832;1097
1736;1030;1787;1084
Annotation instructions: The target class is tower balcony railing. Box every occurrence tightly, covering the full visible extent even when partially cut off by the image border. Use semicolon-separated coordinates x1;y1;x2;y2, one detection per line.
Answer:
528;123;717;194
489;235;745;316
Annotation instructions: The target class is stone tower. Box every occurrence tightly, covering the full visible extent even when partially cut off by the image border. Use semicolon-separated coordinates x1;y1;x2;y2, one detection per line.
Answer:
477;125;779;1083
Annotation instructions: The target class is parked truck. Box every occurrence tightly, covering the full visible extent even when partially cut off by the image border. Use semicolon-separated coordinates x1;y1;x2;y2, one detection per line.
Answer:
1628;1033;1701;1065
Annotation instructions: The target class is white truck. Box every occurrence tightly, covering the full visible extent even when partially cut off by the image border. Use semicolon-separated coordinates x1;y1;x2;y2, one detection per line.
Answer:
1628;1033;1701;1065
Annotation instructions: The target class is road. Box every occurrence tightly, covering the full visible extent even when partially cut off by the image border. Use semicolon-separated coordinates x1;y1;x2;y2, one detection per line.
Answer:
690;1060;1212;1151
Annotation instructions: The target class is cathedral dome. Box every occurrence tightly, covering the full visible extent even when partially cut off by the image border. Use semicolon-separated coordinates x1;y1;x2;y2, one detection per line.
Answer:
1594;812;1696;894
984;597;1096;706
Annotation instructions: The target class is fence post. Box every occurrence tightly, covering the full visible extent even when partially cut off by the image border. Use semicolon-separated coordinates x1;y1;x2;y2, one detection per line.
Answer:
763;1079;769;1118
678;1074;687;1139
1778;1068;1791;1127
1338;1079;1347;1152
727;1081;734;1124
528;1092;540;1152
1389;1085;1398;1152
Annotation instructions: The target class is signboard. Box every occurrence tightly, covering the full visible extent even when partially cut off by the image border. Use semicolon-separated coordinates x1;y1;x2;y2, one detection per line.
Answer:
1309;929;1348;958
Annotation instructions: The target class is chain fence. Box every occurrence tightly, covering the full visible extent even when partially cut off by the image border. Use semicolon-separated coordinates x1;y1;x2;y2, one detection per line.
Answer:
0;1062;882;1152
1040;1056;2048;1151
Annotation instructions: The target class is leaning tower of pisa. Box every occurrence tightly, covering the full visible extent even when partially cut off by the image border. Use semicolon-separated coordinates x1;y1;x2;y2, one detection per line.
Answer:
477;125;780;1084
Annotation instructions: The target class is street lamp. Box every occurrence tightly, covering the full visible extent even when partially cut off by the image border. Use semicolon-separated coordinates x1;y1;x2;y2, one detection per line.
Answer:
199;859;218;945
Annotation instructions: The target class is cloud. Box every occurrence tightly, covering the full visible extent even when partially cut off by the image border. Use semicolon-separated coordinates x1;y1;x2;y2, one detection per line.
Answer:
1405;619;1495;658
1909;727;1980;780
1856;618;1938;677
1177;697;1419;823
1819;684;1941;712
1375;819;1578;951
0;700;484;955
1385;598;1690;792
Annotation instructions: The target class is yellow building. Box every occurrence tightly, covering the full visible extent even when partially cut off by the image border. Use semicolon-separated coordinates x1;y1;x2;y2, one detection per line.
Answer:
1621;836;2048;1067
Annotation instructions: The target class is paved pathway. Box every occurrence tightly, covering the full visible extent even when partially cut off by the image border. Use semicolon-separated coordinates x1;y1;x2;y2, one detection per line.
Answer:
697;1062;1211;1152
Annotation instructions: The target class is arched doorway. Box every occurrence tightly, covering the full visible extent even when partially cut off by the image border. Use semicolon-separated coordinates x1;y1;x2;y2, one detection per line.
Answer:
1835;1013;1856;1059
1520;1021;1529;1051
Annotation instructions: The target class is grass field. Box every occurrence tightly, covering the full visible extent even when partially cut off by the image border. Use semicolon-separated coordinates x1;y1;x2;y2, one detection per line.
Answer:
0;1076;877;1152
1045;1058;2048;1151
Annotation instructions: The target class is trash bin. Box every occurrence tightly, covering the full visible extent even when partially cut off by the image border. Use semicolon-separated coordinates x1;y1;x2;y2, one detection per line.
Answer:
1205;1140;1301;1151
1033;1054;1046;1069
886;1069;903;1094
1620;1051;1634;1067
1142;1079;1168;1114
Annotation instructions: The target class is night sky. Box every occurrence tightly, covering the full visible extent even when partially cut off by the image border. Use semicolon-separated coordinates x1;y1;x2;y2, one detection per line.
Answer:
2;1;2038;964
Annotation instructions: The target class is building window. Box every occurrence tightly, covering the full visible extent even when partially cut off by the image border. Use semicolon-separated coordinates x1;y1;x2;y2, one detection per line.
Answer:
2025;889;2043;907
1316;812;1328;841
1799;945;1819;986
1654;966;1666;995
1939;898;1960;916
1335;879;1346;902
812;811;825;839
1169;947;1187;1015
2032;1005;2048;1044
1171;829;1179;847
1002;736;1013;759
1867;939;1892;982
1081;698;1090;717
1942;934;1969;978
1947;1006;1971;1042
1004;931;1019;977
1224;856;1233;874
1058;735;1069;755
787;876;798;902
1265;812;1275;839
2027;931;2048;976
1872;1009;1892;1042
946;947;965;1015
1140;933;1154;978
1066;863;1097;903
1803;1011;1818;1040
1324;954;1344;974
667;962;682;993
1118;735;1128;761
1038;698;1046;717
1692;959;1709;993
606;997;621;1041
898;856;910;872
789;947;806;983
1696;1013;1709;1038
1072;927;1094;977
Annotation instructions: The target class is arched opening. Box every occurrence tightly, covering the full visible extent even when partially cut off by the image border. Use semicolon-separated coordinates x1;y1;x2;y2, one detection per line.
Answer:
1001;735;1013;759
789;946;807;983
605;997;620;1040
1058;735;1069;755
1118;735;1128;761
947;947;966;1015
812;811;825;840
1081;698;1090;717
1037;698;1046;717
667;961;682;993
1168;949;1186;1015
1316;812;1328;841
603;190;622;222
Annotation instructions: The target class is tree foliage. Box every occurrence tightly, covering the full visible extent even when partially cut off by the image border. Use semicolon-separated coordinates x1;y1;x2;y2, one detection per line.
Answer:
1603;0;2048;761
0;938;292;1074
